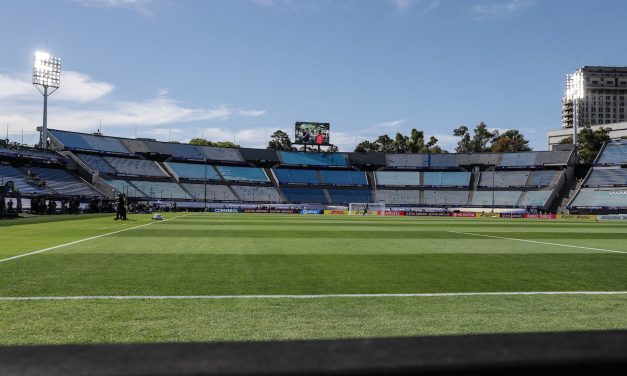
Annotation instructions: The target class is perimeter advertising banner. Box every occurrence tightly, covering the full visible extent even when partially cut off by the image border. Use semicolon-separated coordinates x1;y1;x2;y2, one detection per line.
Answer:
295;122;330;146
323;210;348;215
210;208;241;213
404;212;449;217
241;208;300;214
300;209;323;215
558;214;597;221
597;214;627;221
451;212;476;217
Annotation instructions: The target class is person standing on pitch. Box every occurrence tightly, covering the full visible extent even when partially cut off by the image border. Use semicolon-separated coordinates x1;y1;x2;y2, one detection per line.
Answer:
362;203;369;216
115;193;127;220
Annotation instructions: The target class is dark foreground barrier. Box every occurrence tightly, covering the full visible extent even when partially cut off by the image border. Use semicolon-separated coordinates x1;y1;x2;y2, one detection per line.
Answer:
1;330;626;375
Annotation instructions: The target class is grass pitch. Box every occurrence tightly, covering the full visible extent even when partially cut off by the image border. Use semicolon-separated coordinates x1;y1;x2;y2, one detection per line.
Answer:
1;213;627;345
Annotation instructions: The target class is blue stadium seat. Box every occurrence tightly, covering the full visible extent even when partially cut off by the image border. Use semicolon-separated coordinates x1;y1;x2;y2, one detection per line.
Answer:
319;170;367;185
78;154;117;175
0;165;52;195
570;188;627;208
105;157;167;177
423;172;471;187
165;162;221;180
596;142;627;165
518;191;552;207
129;180;191;199
584;168;627;187
216;166;269;182
281;188;327;203
375;190;420;205
182;183;238;201
374;171;420;186
327;189;372;204
31;167;102;197
278;151;348;167
231;186;283;202
274;169;321;184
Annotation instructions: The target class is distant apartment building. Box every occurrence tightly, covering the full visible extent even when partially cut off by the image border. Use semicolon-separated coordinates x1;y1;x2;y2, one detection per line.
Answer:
547;66;627;148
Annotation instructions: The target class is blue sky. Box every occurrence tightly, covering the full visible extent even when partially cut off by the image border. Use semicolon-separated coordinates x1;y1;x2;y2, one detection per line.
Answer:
1;0;627;151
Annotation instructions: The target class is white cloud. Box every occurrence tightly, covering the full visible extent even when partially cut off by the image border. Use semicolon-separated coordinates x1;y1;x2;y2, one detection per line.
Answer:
0;73;32;98
374;119;407;128
0;70;265;141
391;0;441;14
471;0;535;19
0;70;113;102
238;109;267;118
56;71;114;102
72;0;153;14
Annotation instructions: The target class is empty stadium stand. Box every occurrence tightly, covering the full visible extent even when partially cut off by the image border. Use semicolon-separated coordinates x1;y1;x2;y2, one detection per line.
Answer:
216;166;269;182
0;164;52;195
30;167;101;197
281;188;327;203
327;189;372;204
278;151;349;167
274;169;321;185
319;170;368;186
182;183;238;201
105;157;168;177
77;154;118;175
595;141;627;165
230;186;283;203
165;162;221;181
569;140;627;211
13;128;572;211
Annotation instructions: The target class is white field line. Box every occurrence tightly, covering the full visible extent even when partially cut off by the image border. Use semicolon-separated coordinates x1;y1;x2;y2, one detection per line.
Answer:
448;230;627;254
1;291;627;301
0;215;188;264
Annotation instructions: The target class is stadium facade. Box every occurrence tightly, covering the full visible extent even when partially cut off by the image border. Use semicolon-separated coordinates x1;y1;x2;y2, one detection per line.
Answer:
2;129;626;214
1;128;589;214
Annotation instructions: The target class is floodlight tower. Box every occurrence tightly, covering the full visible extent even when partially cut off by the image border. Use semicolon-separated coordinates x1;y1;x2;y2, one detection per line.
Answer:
32;51;61;149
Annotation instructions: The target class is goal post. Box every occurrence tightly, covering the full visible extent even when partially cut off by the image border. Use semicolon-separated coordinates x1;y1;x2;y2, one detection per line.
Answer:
348;202;385;216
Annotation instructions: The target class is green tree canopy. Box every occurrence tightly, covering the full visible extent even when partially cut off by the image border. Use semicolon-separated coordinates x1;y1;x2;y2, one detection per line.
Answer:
491;129;532;153
354;129;445;153
558;125;611;164
267;130;296;151
189;138;239;148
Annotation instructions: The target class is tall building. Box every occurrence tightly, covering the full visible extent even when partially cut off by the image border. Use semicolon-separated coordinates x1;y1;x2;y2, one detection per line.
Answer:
547;66;627;148
562;66;627;128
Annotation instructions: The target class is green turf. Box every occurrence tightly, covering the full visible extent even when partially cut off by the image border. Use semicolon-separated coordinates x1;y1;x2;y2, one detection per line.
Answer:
1;213;626;345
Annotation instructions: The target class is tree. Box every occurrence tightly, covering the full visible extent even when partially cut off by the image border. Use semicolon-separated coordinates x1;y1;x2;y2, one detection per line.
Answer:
326;144;340;152
472;122;497;152
267;130;296;151
491;130;532;152
453;122;521;153
558;125;611;164
189;138;239;148
354;129;445;153
354;140;381;153
453;125;473;153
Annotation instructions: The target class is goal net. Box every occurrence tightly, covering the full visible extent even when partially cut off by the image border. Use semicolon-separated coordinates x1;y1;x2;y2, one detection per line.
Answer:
348;202;385;216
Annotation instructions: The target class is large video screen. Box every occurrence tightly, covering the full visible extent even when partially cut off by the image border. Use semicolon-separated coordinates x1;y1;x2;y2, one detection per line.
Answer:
295;122;330;145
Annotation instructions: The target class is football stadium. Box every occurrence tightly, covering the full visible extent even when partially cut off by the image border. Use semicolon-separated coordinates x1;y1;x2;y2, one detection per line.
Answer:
2;131;627;345
2;1;627;374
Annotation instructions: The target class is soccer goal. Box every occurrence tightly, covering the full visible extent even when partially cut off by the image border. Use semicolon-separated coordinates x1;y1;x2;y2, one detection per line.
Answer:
348;202;385;216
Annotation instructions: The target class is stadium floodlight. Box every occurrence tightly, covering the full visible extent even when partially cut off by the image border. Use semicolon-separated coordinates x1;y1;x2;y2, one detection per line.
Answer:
32;50;62;149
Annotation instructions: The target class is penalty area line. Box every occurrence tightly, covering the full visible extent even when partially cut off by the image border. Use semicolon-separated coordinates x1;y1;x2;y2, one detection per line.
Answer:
448;230;627;254
0;214;189;265
1;291;627;301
